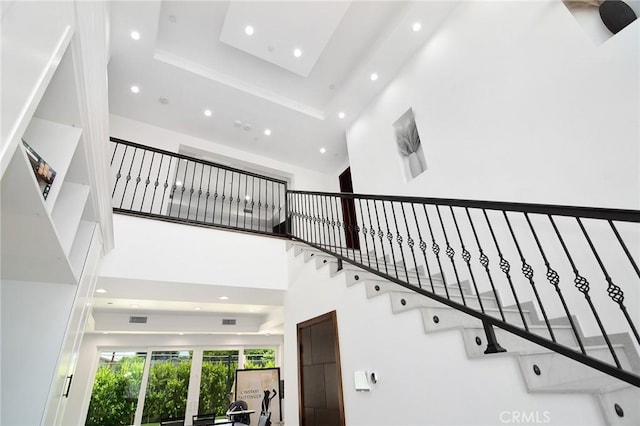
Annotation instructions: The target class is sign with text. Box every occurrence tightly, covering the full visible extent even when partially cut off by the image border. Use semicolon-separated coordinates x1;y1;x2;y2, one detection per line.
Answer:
234;367;282;425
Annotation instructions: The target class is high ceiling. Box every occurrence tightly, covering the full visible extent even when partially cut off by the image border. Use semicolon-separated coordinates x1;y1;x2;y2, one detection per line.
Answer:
107;0;458;174
101;0;458;332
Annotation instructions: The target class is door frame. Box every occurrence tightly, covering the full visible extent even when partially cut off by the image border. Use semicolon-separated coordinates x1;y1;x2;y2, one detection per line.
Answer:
296;310;346;426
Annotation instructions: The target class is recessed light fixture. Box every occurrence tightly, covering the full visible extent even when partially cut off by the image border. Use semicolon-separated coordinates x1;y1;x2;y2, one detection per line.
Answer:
130;31;141;40
245;25;254;36
96;288;107;294
237;333;243;336
320;147;327;154
264;128;271;136
179;332;184;336
219;296;229;300
103;332;110;335
245;195;251;201
204;109;212;117
176;181;182;186
293;48;302;58
130;85;140;93
130;304;138;308
370;73;378;81
412;22;422;32
194;307;201;311
338;112;345;119
159;96;169;104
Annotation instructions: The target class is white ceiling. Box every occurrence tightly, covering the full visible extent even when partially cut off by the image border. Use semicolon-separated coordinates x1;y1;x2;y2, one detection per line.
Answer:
102;0;459;331
107;0;459;174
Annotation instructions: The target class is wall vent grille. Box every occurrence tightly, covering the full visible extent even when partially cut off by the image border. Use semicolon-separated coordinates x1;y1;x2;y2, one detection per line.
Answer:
222;319;236;325
129;316;148;324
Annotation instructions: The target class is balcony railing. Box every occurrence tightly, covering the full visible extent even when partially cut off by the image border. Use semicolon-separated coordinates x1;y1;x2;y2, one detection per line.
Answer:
109;138;288;237
109;138;639;387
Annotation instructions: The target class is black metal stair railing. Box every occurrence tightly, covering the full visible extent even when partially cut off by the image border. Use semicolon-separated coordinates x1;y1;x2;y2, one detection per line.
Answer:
287;190;640;388
109;138;288;236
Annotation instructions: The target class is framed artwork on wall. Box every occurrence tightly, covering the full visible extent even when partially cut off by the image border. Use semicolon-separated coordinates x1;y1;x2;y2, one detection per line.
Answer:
234;367;282;425
393;108;427;181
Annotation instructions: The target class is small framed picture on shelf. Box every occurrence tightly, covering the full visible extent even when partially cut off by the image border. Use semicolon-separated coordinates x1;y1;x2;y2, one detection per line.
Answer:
22;139;56;200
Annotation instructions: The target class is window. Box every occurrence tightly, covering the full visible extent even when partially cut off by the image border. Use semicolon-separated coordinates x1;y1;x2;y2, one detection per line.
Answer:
198;350;239;418
85;351;147;426
243;348;276;369
141;351;193;424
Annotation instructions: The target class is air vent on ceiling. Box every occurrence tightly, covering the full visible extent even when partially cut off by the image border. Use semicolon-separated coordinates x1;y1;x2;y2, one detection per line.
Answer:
129;316;148;324
222;318;236;325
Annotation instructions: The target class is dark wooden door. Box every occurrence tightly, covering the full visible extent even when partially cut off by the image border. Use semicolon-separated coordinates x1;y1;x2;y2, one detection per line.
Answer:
297;311;345;426
339;167;360;250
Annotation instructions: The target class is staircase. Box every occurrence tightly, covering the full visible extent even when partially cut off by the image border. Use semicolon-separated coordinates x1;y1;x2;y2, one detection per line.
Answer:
289;241;640;426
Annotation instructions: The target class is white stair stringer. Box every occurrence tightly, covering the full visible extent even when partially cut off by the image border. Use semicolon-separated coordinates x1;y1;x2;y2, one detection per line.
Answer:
288;241;640;425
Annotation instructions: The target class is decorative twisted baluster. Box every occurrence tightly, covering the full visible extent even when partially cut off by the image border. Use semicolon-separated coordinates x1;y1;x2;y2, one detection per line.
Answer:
450;207;483;312
150;154;164;214
436;205;465;303
465;207;505;321
112;144;128;198
482;209;527;329
160;156;173;215
390;202;411;284
411;203;435;292
423;205;449;298
129;149;146;210
186;161;198;220
139;151;154;211
357;198;372;268
120;147;138;209
524;213;584;353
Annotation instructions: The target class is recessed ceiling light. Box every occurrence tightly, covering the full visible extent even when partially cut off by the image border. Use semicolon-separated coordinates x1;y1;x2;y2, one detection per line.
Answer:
245;25;254;36
320;147;327;154
176;181;182;186
293;48;302;58
204;109;212;117
338;112;345;119
103;332;110;335
264;129;271;136
130;31;141;40
194;307;201;311
370;73;378;81
245;195;251;201
130;304;138;308
96;288;107;294
130;85;140;93
219;296;229;300
159;96;169;104
412;22;422;32
179;332;184;336
237;333;242;336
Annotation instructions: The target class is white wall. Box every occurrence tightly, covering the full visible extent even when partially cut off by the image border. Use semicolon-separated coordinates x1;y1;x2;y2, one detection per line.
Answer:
100;214;288;290
1;280;76;426
283;249;605;426
346;0;639;209
63;332;284;426
110;114;339;192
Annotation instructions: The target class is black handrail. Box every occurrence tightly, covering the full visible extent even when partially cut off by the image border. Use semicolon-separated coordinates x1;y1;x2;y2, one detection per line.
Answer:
108;140;640;387
287;190;640;388
109;138;289;236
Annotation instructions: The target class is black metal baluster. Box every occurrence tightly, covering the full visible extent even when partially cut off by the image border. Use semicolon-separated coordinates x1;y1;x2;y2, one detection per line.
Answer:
381;201;399;278
211;168;221;225
524;213;584;353
236;173;242;228
110;141;119;166
390;202;410;284
150;154;164;214
257;179;262;232
549;215;619;365
465;207;504;320
250;176;255;231
503;212;554;340
450;207;483;312
316;194;326;249
139;151;154;212
609;221;640;279
345;194;358;262
176;160;189;219
112;145;128;198
195;162;205;222
160;157;173;216
399;202;420;287
186;161;198;220
119;147;138;208
422;205;449;298
411;203;435;293
278;183;283;234
271;181;276;233
129;149;146;210
435;205;465;304
482;209;526;328
203;165;212;222
366;199;380;272
311;193;319;245
227;171;234;226
324;196;335;253
373;200;389;275
332;196;344;258
243;176;249;229
578;218;637;356
219;170;227;225
357;198;372;268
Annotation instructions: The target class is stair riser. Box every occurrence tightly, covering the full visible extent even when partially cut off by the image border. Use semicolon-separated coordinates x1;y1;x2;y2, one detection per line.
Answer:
420;305;534;329
598;387;640;426
363;280;473;302
389;292;501;313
